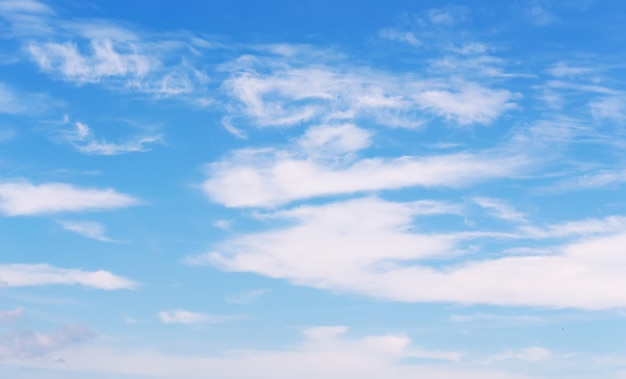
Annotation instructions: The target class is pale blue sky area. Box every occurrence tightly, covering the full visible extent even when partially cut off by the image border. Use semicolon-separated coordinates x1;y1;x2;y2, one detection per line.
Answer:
2;1;626;378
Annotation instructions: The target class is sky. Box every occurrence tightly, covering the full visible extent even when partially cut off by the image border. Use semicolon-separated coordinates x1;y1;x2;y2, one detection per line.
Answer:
1;0;626;377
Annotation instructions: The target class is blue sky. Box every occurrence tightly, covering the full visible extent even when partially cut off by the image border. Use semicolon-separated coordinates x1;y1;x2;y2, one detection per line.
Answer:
2;0;626;377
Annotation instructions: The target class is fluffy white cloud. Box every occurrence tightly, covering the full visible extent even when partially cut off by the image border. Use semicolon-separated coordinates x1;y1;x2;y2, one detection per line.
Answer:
190;197;626;309
0;180;139;216
0;263;136;290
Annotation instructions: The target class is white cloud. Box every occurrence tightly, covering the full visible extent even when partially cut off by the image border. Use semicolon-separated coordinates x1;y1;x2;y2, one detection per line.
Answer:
0;127;16;142
297;123;372;155
0;263;136;290
0;0;53;36
0;324;94;358
220;117;248;139
60;121;163;155
547;63;593;78
422;6;469;27
57;220;115;242
473;197;527;223
0;82;25;114
202;139;527;208
202;121;530;209
0;326;538;379
590;97;626;121
0;82;50;114
8;6;211;97
414;84;516;124
225;289;269;304
190;197;626;309
223;56;516;128
158;309;243;324
0;307;23;322
487;347;552;363
213;219;233;230
520;216;626;239
0;0;51;15
524;4;555;26
550;169;626;191
28;39;152;84
0;180;139;216
449;313;542;323
378;28;421;47
187;197;463;269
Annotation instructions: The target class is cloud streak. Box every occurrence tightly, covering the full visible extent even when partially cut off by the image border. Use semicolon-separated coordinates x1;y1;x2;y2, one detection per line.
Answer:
0;263;136;290
60;121;163;155
202;124;529;208
158;309;244;325
57;220;115;242
0;180;139;216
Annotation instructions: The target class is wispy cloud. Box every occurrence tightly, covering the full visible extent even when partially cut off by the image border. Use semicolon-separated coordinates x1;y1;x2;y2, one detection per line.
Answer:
56;220;116;242
0;1;213;97
0;0;54;37
486;346;552;363
421;6;469;27
0;180;139;216
0;82;50;115
519;216;626;239
473;197;527;223
222;50;517;129
158;309;244;324
0;307;23;322
523;2;556;26
450;313;542;323
28;39;153;85
225;289;269;304
0;324;94;358
0;263;136;290
590;96;626;122
220;117;248;139
59;121;163;155
0;127;16;142
378;28;421;47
